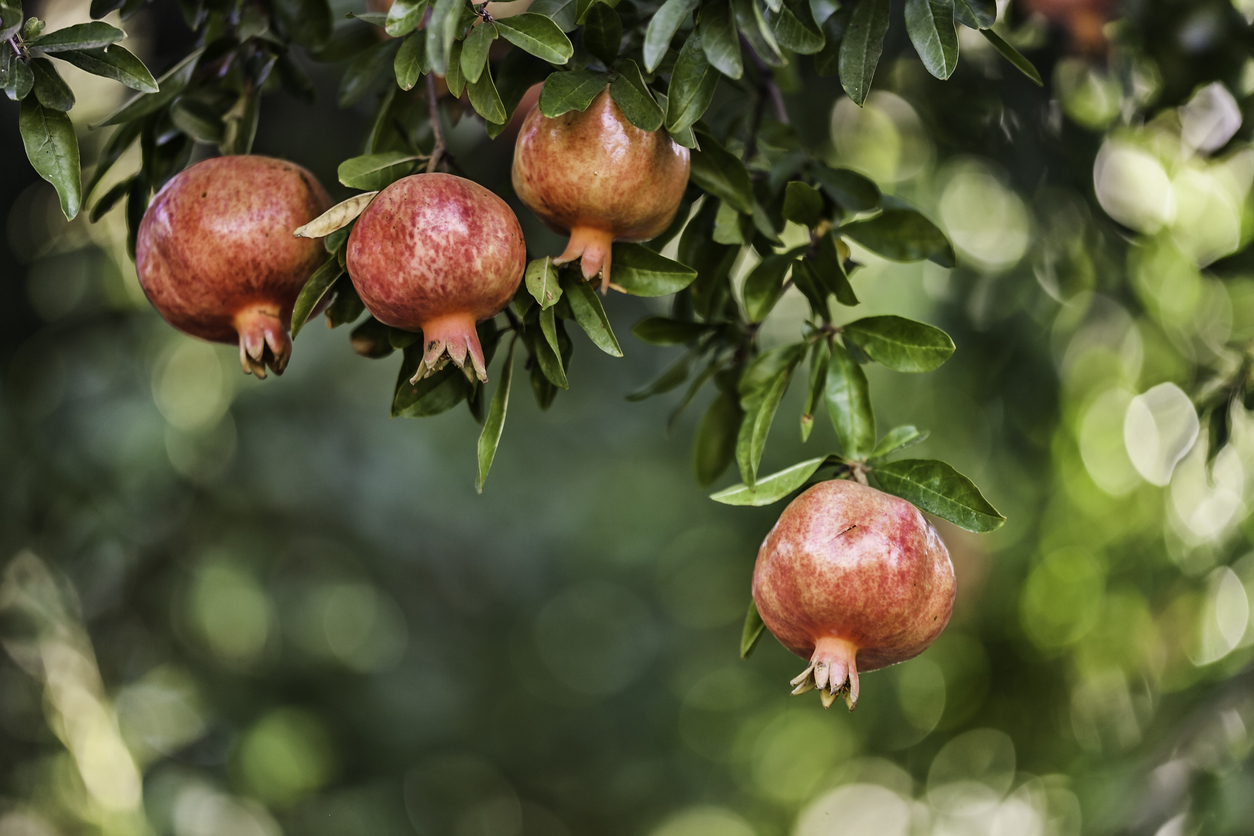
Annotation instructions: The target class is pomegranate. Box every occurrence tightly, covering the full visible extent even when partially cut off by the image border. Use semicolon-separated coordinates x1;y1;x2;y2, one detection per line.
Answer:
752;479;955;710
345;173;526;383
511;89;690;292
136;155;331;378
1024;0;1114;55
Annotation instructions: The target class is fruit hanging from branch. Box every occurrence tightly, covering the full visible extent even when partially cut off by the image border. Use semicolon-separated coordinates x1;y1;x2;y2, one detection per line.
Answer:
135;155;332;378
345;173;526;384
512;88;690;293
752;479;955;710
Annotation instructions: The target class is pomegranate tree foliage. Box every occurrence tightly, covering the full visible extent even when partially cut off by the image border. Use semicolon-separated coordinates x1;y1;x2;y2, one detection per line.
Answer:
6;0;1016;537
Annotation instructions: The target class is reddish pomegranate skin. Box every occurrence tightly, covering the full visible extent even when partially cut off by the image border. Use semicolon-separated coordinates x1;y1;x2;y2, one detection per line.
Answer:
511;89;690;292
345;173;526;383
136;155;331;378
752;479;955;710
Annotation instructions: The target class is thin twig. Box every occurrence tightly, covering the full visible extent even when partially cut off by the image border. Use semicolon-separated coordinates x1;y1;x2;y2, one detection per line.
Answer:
425;72;445;174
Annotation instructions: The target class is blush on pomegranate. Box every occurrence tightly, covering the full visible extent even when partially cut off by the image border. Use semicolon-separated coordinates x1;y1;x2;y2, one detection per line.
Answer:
345;173;526;383
511;89;690;292
752;479;955;710
136;155;332;378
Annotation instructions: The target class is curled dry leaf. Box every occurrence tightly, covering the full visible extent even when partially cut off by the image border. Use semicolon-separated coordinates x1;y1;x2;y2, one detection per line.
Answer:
293;191;380;239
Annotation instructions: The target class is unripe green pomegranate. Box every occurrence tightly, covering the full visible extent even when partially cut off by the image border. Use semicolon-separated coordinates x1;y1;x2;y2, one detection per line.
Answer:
752;479;955;710
136;155;331;378
345;173;526;383
511;89;690;292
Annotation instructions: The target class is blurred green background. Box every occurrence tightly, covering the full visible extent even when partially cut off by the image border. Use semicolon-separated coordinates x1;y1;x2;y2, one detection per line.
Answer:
4;1;1254;835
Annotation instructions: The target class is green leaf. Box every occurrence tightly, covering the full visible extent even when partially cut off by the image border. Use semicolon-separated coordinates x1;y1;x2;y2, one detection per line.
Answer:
632;317;707;345
740;600;766;658
445;39;466;97
351;317;396;358
826;342;874;459
53;45;157;92
782;181;823;226
271;0;333;48
711;456;826;506
337;152;420;190
872;459;1005;532
5;57;33;100
88;176;131;222
608;59;663;131
739;343;806;407
731;0;784;67
19;97;81;220
26;21;123;52
0;3;21;42
612;244;698;296
526;256;563;308
96;47;202;126
385;0;428;37
30;57;73;111
425;0;460;75
980;28;1042;86
838;0;889;106
668;356;720;433
394;32;427;90
538;68;608;117
843;315;955;373
467;69;507;124
535;307;570;389
801;339;829;441
325;277;365;328
665;27;719;134
476;338;516;493
496;12;575;64
291;258;344;339
340;38;401;107
531;0;579;31
169;98;224;143
736;352;801;486
811;164;880;212
582;2;623;65
565;282;623;357
904;0;958;80
461;20;495;83
697;0;742;79
644;0;697;73
627;351;695;401
771;0;825;55
394;358;470;417
841;208;955;267
694;388;742;487
814;5;851;76
953;0;995;29
742;253;795;323
806;231;858;305
870;425;929;459
689;131;752;213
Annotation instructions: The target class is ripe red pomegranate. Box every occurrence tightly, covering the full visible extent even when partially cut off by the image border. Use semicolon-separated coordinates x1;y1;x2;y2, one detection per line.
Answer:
136;155;331;378
511;89;690;292
345;173;526;382
752;479;955;710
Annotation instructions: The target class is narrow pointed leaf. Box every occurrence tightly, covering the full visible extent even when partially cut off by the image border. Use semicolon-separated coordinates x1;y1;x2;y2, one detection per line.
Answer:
19;98;81;219
842;315;955;373
291;258;346;338
731;0;784;66
841;208;956;267
54;45;157;92
870;425;929;459
338;152;421;190
632;317;707;345
953;0;995;29
904;0;958;80
395;32;428;90
838;0;889;106
609;59;663;131
566;282;623;357
695;389;742;487
981;28;1042;85
627;352;696;401
689;131;753;213
539;68;608;116
582;3;623;65
771;0;825;55
468;69;507;123
736;359;799;486
461;21;496;83
801;339;829;441
712;456;827;505
612;244;698;296
30;58;74;110
476;339;516;493
536;307;570;389
496;12;574;64
96;47;202;126
872;458;1005;532
27;21;123;52
740;600;766;658
526;256;563;308
742;253;795;322
825;342;874;459
665;28;719;134
644;0;698;72
698;0;742;78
